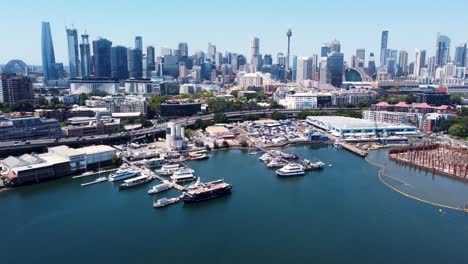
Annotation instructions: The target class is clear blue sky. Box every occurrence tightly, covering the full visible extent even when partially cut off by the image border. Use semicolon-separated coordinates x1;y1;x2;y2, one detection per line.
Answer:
1;0;467;65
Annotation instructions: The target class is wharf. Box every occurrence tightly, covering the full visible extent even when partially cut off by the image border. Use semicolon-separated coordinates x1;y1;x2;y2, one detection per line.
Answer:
339;142;368;157
144;170;186;191
72;168;118;179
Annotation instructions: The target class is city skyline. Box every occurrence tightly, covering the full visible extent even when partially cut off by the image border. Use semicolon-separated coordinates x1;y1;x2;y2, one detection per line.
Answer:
1;0;467;65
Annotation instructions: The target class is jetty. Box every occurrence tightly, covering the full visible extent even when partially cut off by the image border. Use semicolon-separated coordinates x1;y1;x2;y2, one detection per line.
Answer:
338;142;368;157
72;168;117;179
144;169;186;191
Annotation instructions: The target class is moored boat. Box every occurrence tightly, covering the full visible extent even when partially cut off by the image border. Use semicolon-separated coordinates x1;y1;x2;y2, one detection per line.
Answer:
119;174;153;190
153;197;180;208
276;163;305;176
180;180;232;203
148;182;173;195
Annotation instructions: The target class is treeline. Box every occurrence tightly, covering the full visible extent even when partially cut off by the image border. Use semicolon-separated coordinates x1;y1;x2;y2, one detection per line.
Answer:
433;108;468;139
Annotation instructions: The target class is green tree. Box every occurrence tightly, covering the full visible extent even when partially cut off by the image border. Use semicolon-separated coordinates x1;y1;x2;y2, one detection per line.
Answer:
214;113;228;124
230;90;239;98
269;100;284;109
79;93;89;106
297;110;323;120
243;114;260;121
239;141;249;148
448;124;466;138
213;141;220;149
111;154;119;165
450;93;462;105
271;111;287;120
184;128;194;139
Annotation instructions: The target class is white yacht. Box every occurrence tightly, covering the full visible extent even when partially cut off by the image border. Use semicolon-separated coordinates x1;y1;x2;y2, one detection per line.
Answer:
276;164;305;176
267;158;287;168
148;182;173;195
108;168;141;182
170;168;196;183
155;164;181;176
119;174;153;190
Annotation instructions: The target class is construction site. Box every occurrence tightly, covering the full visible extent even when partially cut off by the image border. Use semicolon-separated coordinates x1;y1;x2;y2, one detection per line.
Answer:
389;143;468;181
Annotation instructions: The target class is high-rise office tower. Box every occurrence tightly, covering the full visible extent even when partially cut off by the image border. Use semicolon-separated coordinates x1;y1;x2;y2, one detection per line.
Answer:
356;49;365;68
330;39;341;53
286;28;292;75
135;36;143;50
380;31;388;67
292;55;298;82
312;54;318;79
66;28;80;78
428;56;436;78
92;38;112;78
454;43;467;67
414;49;426;77
250;37;260;60
207;43;216;63
264;54;273;65
319;58;328;84
41;21;57;81
110;46;128;80
435;33;450;67
321;44;331;57
161;47;173;56
296;57;313;82
178;42;188;57
327;52;344;87
397;50;408;77
147;46;156;76
127;48;143;79
367;52;376;77
80;34;92;77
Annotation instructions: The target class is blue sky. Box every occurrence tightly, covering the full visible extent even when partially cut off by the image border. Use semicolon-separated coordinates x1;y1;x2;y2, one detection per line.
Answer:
1;0;467;65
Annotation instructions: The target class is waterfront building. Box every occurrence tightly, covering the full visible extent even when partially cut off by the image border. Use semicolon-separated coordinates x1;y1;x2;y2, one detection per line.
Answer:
306;116;417;138
62;118;120;137
66;28;80;78
0;73;33;103
0;116;61;141
92;38;112;78
80;34;92;77
41;22;58;81
111;46;129;80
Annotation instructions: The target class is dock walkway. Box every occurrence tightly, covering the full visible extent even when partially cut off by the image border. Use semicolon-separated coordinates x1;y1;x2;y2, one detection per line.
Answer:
339;142;368;157
144;169;186;191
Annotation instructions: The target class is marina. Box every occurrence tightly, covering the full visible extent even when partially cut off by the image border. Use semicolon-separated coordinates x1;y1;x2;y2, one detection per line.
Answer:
3;146;468;264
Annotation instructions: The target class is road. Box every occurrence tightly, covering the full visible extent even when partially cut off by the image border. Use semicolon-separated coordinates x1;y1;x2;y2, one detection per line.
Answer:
0;108;353;152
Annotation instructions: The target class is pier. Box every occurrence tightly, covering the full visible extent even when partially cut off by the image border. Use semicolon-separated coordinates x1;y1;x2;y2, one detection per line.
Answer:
144;169;186;191
389;143;468;181
338;142;368;157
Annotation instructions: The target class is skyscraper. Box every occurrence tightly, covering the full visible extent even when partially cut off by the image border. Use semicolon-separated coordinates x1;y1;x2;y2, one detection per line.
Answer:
380;31;389;67
92;38;112;78
414;49;426;77
207;43;216;63
435;33;450;67
296;57;313;82
321;44;331;57
111;46;128;80
327;52;344;87
397;50;408;77
454;43;467;67
367;52;376;78
41;21;57;81
147;46;156;76
66;28;80;78
0;73;33;103
135;36;143;50
80;34;92;77
250;37;260;72
356;49;365;68
127;48;143;79
264;54;273;65
292;55;298;82
178;42;188;57
330;39;341;53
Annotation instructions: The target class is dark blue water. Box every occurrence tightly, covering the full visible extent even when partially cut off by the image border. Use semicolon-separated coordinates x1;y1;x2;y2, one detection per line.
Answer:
2;145;468;264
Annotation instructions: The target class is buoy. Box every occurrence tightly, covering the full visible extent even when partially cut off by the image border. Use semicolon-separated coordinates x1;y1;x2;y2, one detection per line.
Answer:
438;209;443;213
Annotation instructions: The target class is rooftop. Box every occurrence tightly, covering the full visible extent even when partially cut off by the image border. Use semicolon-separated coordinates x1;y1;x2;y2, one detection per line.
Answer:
79;145;116;155
307;116;416;130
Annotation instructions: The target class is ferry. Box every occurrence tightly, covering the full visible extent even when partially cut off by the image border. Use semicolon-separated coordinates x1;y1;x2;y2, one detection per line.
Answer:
276;164;305;176
119;174;153;190
153;197;180;208
189;152;210;161
145;158;169;168
108;168;141;182
170;168;196;183
181;180;232;204
148;182;173;195
155;164;181;176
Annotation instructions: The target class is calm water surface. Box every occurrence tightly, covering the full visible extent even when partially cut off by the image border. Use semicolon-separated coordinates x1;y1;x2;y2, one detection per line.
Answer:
2;145;468;264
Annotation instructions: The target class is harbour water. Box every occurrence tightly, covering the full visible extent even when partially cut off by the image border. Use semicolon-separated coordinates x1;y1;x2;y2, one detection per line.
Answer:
2;145;468;263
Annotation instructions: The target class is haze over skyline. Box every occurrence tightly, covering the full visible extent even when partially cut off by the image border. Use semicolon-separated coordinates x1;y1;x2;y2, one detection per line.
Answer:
1;0;467;65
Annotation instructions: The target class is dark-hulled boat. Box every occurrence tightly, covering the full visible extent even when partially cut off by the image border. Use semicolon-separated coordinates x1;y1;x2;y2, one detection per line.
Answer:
180;180;232;203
